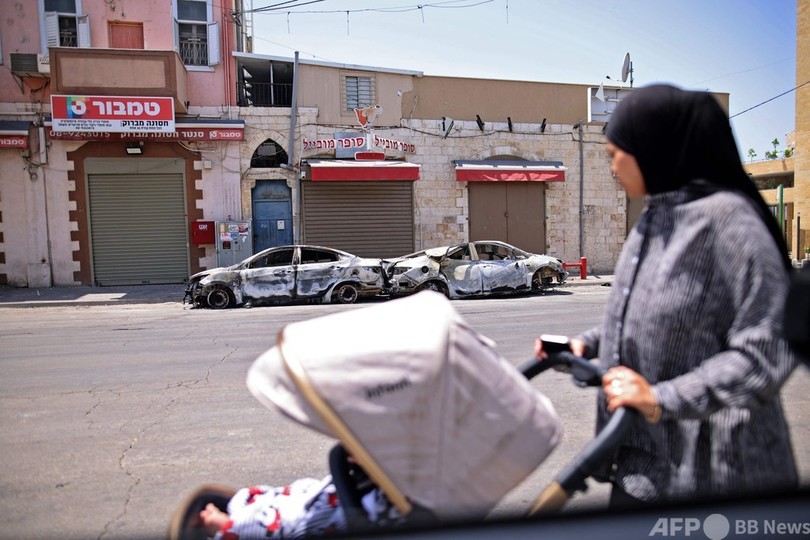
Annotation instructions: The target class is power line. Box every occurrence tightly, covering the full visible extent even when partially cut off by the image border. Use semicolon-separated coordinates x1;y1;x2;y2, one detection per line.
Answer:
730;80;810;119
247;0;495;15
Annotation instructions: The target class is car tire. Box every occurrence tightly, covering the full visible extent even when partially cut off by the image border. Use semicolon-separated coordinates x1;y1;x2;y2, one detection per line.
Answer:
206;286;234;309
334;283;359;304
419;281;449;297
531;271;553;291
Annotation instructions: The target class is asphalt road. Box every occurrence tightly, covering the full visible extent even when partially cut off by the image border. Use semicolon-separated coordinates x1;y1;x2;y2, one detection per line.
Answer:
1;288;808;540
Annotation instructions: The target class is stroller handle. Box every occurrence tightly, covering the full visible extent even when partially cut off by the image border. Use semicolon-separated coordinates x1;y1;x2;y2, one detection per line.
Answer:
520;350;637;515
518;350;604;386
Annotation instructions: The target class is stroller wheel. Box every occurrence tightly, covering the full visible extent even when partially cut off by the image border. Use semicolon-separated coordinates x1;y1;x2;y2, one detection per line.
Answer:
167;483;236;540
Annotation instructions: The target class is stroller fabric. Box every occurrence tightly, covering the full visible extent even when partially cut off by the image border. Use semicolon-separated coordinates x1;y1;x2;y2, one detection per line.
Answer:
247;290;562;519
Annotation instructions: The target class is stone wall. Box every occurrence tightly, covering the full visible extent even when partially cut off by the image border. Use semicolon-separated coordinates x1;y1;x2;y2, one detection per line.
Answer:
238;112;623;273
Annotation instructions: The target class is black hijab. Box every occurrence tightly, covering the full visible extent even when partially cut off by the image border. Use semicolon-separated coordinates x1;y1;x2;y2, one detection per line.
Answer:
606;84;791;270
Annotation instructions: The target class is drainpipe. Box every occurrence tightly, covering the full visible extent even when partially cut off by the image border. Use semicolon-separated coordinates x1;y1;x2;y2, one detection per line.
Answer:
286;51;299;168
578;122;584;259
280;51;301;242
777;184;784;238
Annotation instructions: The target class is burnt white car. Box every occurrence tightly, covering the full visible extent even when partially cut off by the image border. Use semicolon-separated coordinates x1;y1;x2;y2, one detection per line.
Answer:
383;240;566;299
184;245;385;309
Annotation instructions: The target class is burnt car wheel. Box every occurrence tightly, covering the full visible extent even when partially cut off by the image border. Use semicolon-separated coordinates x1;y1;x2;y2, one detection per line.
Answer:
333;283;359;304
206;286;234;309
419;281;449;297
531;270;554;291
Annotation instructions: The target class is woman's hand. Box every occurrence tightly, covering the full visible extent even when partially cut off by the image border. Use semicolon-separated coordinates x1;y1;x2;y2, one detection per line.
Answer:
533;336;587;358
602;366;662;422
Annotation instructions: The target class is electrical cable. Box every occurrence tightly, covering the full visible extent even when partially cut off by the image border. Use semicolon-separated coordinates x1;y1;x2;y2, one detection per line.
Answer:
730;80;810;119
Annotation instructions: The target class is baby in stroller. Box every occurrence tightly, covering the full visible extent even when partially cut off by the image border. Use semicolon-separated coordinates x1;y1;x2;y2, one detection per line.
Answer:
170;290;563;539
194;464;402;538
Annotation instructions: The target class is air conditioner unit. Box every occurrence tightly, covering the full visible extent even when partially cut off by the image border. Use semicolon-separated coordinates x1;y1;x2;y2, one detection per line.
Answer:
9;53;50;77
37;54;50;74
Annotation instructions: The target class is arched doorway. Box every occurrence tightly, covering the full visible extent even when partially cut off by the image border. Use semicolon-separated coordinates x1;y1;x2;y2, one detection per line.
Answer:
250;139;293;252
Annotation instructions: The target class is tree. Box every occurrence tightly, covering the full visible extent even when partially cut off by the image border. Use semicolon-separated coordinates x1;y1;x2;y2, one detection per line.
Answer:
747;148;757;162
765;138;781;160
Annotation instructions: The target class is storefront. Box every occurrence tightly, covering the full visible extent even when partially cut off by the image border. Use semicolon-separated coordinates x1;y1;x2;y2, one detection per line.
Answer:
300;158;420;258
46;117;245;285
454;160;567;255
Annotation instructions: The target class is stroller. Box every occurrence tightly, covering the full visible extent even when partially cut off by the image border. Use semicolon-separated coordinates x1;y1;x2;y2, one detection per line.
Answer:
168;291;632;539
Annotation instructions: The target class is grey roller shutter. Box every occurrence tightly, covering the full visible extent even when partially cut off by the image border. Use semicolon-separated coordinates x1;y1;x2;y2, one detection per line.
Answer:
302;181;414;258
88;173;188;285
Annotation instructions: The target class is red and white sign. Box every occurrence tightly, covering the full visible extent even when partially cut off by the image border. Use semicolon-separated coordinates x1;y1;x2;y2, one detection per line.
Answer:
47;126;244;142
0;135;28;149
50;95;175;133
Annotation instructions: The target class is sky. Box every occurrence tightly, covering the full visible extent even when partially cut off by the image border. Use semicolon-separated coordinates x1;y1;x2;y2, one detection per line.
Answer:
244;0;798;161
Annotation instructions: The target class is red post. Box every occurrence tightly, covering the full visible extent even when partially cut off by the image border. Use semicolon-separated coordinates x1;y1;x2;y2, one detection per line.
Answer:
562;257;588;279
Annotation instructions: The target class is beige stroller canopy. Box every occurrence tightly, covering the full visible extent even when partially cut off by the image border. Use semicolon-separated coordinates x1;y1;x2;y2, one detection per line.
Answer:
247;291;562;520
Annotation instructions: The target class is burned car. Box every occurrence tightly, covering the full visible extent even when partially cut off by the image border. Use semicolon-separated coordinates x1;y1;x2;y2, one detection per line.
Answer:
383;240;566;299
184;245;385;309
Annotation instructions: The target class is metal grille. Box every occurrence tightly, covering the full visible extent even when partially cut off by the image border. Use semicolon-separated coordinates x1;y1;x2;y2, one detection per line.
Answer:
345;75;374;111
302;182;414;258
88;173;189;285
179;23;208;65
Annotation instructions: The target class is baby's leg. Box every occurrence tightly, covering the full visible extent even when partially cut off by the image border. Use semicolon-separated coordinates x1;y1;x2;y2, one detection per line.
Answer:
199;502;231;536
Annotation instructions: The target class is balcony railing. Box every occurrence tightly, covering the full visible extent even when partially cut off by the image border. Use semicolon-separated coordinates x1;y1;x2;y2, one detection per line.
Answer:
237;81;293;107
179;38;208;66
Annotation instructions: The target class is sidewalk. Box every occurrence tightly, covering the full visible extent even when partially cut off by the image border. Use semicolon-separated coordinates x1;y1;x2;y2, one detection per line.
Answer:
0;274;612;308
0;283;184;308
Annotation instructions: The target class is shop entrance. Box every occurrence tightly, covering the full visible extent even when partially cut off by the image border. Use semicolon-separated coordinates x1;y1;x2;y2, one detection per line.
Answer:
252;180;293;253
86;158;188;285
468;182;546;254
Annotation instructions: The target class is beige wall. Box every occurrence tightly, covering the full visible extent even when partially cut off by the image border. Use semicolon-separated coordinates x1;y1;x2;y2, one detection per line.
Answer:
796;0;810;255
405;77;591;124
297;65;416;127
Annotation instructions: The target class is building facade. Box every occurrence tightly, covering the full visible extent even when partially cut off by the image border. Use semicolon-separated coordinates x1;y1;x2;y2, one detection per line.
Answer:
2;0;746;289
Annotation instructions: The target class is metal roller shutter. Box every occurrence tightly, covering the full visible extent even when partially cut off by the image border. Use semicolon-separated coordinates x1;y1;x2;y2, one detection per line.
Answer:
302;181;414;258
88;173;188;285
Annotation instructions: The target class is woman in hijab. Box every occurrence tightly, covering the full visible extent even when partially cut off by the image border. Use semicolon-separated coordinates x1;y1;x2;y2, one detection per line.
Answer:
536;84;799;507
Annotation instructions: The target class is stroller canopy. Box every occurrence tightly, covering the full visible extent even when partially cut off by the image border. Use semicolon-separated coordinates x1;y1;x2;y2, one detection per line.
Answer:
247;291;562;519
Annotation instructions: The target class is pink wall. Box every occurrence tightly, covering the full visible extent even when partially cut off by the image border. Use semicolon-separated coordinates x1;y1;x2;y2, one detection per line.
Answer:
0;0;235;108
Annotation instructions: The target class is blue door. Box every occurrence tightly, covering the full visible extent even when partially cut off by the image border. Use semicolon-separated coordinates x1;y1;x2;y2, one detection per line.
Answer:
252;181;293;253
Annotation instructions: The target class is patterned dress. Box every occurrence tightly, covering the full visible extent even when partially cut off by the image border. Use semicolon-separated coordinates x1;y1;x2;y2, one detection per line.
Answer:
579;188;799;502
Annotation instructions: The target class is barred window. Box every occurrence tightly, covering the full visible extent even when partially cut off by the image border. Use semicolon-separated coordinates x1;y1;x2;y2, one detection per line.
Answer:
178;22;208;66
176;0;219;67
345;75;374;111
44;0;89;48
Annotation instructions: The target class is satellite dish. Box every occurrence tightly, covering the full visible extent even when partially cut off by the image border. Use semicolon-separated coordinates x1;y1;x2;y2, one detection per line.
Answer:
621;53;631;83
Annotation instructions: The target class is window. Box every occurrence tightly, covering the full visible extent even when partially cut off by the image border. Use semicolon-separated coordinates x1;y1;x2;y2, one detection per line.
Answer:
343;74;375;112
447;245;472;261
300;249;339;264
43;0;90;49
251;249;293;268
175;0;220;67
250;139;289;168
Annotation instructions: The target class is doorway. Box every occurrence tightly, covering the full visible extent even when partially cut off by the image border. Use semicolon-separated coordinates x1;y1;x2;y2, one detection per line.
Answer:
468;182;546;254
252;180;293;253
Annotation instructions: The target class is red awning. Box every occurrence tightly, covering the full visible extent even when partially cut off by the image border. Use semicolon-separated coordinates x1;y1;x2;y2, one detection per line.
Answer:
305;159;420;181
454;160;566;182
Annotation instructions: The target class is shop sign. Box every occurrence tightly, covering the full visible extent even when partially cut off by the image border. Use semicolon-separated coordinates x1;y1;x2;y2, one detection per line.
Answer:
372;134;415;153
0;135;28;149
50;95;175;133
304;133;417;156
47;126;244;142
304;135;367;151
